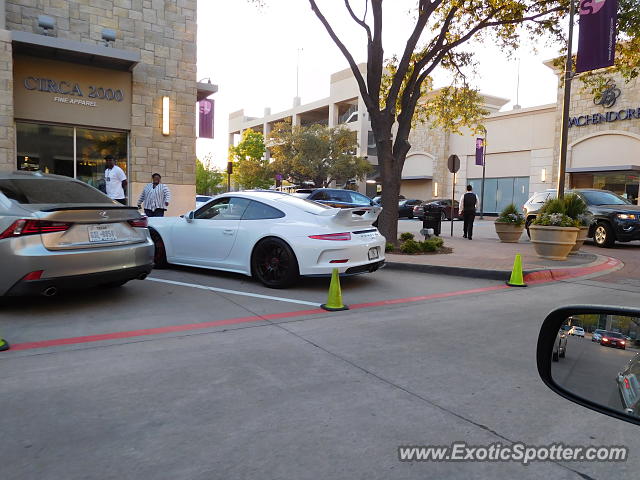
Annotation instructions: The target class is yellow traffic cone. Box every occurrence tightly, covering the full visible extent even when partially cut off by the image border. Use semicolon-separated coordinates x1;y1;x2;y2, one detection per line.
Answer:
506;254;527;287
321;268;349;311
0;336;9;352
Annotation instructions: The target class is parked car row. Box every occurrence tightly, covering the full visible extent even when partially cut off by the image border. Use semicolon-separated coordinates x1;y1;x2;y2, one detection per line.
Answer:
0;174;386;296
523;188;640;248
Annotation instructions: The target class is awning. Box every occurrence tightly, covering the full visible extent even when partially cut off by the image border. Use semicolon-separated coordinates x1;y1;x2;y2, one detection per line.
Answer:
567;165;640;173
197;82;218;101
12;30;140;71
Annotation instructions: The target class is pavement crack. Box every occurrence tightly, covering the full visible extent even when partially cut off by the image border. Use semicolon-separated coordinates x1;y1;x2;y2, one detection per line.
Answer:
265;320;597;480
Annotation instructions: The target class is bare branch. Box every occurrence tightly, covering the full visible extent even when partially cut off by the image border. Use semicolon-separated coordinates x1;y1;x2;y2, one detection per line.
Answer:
385;1;443;114
366;0;384;112
307;0;375;112
344;0;372;43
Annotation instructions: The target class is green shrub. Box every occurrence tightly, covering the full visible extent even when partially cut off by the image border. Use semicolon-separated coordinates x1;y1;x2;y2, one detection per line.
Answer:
399;232;415;242
496;203;524;226
563;193;587;218
420;236;444;252
563;193;592;226
385;242;395;253
400;239;422;254
533;213;577;227
538;197;566;216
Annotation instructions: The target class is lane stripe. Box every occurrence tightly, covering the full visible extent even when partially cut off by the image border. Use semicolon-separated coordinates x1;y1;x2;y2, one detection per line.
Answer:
146;277;322;307
6;256;623;353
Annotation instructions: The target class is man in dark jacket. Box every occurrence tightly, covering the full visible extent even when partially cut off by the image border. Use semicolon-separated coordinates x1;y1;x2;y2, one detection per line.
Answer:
459;185;479;240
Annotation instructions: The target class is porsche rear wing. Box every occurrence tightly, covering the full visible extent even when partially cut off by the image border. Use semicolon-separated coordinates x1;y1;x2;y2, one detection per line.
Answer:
315;206;382;226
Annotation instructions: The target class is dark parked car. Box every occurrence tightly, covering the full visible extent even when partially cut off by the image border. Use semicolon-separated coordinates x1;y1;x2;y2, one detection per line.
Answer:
306;188;375;209
372;194;404;206
413;199;461;221
398;199;422;219
523;188;640;247
600;331;627;350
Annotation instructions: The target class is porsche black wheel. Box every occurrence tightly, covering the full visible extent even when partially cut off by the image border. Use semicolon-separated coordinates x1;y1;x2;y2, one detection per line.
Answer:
251;238;299;289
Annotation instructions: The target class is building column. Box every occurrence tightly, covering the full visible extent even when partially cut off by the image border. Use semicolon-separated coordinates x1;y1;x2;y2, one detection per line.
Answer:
0;27;15;173
328;103;337;127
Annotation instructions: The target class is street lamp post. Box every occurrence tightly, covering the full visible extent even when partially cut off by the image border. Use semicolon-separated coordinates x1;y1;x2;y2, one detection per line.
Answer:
557;0;577;199
480;127;487;219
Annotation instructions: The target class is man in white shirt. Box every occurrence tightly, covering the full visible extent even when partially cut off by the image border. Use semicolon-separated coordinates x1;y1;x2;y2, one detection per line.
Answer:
459;185;479;240
137;173;171;217
104;155;127;205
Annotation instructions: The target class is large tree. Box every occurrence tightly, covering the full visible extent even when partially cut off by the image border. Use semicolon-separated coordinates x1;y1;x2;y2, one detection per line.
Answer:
229;129;272;190
269;122;372;188
196;155;225;195
250;0;639;242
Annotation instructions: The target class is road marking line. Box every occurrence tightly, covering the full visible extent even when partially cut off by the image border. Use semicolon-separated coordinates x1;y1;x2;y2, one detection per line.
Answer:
146;277;322;307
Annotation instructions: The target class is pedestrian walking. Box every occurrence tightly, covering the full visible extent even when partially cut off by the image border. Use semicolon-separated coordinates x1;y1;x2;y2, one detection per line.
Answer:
104;154;128;205
459;184;479;240
137;173;171;217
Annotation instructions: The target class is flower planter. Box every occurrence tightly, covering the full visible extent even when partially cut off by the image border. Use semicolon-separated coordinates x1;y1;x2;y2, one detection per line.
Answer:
529;225;579;260
569;226;590;254
494;222;525;243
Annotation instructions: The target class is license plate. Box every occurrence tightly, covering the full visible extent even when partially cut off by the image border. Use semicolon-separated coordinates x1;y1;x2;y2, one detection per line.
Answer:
368;247;379;261
88;224;118;243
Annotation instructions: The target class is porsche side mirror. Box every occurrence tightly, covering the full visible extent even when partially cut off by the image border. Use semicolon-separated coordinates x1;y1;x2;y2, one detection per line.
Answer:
186;211;195;223
537;306;640;426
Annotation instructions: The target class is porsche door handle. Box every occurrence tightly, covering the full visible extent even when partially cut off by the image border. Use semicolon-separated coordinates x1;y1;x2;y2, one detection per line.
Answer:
223;229;235;235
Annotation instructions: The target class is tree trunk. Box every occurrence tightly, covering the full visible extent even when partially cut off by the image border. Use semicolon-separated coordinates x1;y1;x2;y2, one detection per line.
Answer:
375;141;401;244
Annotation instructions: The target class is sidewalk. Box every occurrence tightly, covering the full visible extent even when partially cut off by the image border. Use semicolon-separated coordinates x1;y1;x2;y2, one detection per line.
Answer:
386;218;621;280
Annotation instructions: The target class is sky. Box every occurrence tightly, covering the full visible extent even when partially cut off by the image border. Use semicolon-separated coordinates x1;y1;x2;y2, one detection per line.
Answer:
196;1;566;169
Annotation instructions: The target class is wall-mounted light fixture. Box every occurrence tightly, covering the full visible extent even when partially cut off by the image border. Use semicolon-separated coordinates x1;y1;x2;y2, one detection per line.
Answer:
102;28;116;47
366;179;376;184
37;15;56;36
162;96;170;136
541;167;547;183
434;182;439;197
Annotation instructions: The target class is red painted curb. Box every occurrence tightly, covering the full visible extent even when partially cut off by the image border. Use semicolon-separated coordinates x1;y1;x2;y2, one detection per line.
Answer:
523;257;621;285
8;308;325;352
7;257;621;353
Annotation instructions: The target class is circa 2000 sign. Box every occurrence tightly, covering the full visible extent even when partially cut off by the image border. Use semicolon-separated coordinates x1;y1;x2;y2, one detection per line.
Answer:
23;76;125;103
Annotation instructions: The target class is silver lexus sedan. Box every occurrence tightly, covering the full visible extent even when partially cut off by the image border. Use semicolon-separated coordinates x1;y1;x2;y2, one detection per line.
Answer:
0;171;154;296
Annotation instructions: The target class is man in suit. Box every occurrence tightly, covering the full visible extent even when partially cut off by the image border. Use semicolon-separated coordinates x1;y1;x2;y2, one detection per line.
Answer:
459;185;479;240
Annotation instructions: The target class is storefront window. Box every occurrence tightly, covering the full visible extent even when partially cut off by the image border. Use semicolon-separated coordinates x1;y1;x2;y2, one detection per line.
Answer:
76;128;128;191
16;122;128;195
469;176;530;213
16;123;74;177
571;172;639;205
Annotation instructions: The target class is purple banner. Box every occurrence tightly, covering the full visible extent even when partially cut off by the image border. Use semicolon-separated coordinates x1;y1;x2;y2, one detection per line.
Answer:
576;0;617;73
475;138;484;166
198;99;214;138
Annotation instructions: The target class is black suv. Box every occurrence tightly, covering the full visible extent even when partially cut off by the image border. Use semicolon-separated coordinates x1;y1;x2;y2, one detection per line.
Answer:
523;189;640;248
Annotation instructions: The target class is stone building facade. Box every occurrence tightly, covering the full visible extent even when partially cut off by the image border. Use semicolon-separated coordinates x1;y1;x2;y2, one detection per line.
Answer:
1;0;206;215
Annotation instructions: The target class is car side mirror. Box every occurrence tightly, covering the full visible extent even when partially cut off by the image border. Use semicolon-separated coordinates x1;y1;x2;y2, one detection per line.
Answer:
538;306;640;426
186;211;195;223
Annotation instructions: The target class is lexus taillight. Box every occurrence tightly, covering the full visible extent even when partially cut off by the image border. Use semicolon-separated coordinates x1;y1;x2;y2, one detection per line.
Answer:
309;232;351;241
0;219;71;239
128;217;149;228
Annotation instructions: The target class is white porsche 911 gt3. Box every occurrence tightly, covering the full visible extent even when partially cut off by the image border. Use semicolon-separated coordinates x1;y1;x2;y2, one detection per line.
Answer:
148;191;385;288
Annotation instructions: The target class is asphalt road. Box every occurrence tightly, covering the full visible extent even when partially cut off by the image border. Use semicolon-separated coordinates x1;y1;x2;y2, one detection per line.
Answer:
552;335;637;412
2;266;640;479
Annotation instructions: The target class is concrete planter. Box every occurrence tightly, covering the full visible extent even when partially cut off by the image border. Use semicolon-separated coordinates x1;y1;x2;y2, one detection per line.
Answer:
494;222;525;243
529;225;579;260
569;226;590;254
